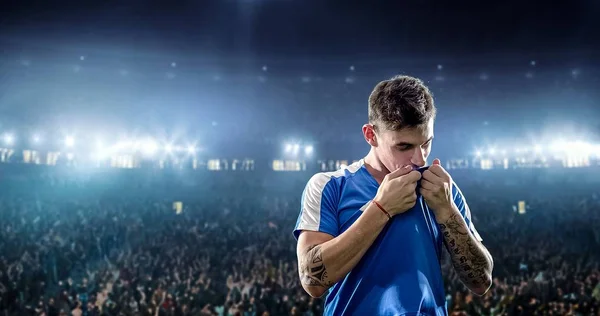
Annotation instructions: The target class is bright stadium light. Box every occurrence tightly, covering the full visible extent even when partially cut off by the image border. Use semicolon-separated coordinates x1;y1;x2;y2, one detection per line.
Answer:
566;141;588;154
475;150;482;157
32;135;41;143
550;140;566;152
293;144;300;154
4;134;14;145
65;136;75;147
142;139;158;155
165;144;173;153
285;143;293;153
187;145;196;154
549;140;597;157
96;141;110;156
133;141;142;150
305;145;314;155
488;148;496;155
94;151;107;160
121;140;135;150
115;141;126;150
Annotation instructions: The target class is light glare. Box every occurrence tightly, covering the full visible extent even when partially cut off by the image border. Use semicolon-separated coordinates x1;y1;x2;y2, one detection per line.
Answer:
65;136;75;147
4;134;14;145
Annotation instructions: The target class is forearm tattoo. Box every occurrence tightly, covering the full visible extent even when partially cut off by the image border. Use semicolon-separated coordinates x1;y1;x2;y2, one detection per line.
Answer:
439;212;491;289
299;245;333;288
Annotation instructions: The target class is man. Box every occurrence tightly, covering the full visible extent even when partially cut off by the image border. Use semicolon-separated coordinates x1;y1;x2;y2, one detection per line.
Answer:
293;75;493;315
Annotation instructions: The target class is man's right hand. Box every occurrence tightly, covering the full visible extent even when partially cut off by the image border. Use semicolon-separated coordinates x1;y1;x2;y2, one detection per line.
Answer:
373;165;422;216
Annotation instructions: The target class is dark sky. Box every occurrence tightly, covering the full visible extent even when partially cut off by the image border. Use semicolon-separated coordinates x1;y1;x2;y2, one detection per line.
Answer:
1;0;599;59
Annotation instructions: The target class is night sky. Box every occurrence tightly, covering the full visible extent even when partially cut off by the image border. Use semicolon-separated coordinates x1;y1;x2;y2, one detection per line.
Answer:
1;0;598;58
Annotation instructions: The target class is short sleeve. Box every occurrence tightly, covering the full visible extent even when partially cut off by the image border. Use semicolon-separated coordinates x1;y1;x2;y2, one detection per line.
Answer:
293;173;339;240
452;183;483;242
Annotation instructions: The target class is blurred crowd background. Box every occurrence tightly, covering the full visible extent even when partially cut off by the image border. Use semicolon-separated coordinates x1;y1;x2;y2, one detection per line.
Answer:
0;167;599;315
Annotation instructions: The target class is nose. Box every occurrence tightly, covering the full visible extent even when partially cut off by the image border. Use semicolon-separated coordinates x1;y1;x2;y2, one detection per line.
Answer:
411;147;426;167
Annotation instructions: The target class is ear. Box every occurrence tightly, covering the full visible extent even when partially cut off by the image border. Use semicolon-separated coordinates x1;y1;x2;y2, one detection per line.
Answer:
362;124;378;147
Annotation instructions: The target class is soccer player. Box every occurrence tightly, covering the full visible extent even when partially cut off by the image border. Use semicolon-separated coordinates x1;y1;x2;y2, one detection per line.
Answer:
293;75;493;315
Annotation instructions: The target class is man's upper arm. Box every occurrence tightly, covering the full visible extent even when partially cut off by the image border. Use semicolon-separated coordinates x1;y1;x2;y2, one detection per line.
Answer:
293;173;339;241
452;183;483;242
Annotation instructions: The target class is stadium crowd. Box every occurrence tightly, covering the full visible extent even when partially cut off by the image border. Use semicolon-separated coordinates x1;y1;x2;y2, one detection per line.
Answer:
0;166;599;316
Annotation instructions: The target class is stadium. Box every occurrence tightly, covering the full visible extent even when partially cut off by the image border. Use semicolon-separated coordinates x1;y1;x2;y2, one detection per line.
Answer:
1;1;600;316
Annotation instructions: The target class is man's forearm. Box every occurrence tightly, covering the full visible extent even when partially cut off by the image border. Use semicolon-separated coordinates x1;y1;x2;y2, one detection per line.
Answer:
436;207;493;295
298;203;389;297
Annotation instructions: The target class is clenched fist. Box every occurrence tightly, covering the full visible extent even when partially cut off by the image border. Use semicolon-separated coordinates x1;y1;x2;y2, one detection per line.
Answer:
419;158;456;220
373;165;422;216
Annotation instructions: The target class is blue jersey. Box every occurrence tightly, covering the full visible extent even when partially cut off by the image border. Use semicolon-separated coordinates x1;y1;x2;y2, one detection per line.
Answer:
293;160;482;316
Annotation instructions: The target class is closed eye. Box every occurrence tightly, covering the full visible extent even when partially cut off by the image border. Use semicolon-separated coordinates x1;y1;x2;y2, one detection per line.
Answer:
396;138;433;151
396;144;413;151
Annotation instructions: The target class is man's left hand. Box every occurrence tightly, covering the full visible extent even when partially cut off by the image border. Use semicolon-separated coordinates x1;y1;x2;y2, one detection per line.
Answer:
420;158;456;221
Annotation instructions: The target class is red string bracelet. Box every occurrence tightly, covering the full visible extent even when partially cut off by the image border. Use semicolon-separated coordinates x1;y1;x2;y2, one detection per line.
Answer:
372;200;391;220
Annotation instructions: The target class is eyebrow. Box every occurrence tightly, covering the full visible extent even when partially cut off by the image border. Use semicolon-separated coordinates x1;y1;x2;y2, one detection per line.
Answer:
395;136;434;147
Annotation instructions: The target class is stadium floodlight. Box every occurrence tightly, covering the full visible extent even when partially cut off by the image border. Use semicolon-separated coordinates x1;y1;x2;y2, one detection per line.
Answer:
488;148;496;155
187;145;196;154
594;145;600;157
285;143;293;153
475;151;482;157
4;134;14;146
65;136;75;147
165;144;173;153
293;144;300;154
133;141;142;150
94;151;106;160
32;135;41;143
305;145;314;155
550;141;566;152
114;141;127;150
142;139;158;155
566;141;588;154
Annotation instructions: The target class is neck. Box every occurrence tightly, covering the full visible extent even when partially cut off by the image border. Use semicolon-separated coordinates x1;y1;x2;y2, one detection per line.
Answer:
363;148;390;184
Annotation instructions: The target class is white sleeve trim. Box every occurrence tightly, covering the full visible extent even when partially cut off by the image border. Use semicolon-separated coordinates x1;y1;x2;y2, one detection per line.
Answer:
296;173;337;236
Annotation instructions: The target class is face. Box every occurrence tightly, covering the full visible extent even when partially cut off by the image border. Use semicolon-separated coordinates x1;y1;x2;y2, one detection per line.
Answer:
363;118;434;171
